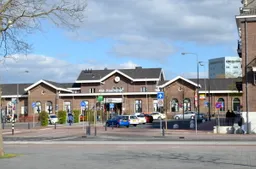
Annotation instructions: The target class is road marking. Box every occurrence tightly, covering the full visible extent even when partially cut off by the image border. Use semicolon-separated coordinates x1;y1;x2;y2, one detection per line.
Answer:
4;141;256;146
3;131;22;135
39;128;52;131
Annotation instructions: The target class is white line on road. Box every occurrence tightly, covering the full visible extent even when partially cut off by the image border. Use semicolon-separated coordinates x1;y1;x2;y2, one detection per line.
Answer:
4;141;256;146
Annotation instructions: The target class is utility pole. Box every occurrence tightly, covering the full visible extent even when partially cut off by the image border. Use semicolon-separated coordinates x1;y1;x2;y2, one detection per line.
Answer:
0;89;4;156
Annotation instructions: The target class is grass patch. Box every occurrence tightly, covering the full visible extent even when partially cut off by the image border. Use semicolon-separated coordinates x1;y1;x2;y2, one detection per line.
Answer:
0;153;19;159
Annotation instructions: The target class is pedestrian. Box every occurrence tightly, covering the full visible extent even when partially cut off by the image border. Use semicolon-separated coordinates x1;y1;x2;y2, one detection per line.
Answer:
238;115;246;134
68;113;73;126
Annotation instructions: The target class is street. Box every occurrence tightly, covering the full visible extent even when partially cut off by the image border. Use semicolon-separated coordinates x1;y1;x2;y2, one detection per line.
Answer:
2;144;256;169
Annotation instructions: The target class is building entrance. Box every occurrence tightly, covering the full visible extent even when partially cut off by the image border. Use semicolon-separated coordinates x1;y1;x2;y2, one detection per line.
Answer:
104;98;123;115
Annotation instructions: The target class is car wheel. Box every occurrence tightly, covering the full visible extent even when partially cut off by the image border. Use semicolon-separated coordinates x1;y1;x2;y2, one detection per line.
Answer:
106;122;109;127
133;124;137;127
126;125;129;128
143;123;146;125
175;116;180;120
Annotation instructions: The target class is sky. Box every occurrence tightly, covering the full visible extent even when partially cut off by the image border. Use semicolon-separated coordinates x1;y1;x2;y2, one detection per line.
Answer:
0;0;242;84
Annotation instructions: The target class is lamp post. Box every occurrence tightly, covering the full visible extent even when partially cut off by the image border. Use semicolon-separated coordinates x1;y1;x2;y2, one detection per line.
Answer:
181;52;200;134
16;70;29;122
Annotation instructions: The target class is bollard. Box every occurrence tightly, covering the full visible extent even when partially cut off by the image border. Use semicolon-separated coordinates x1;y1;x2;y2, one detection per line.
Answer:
94;126;97;136
2;122;4;130
162;126;165;137
28;122;30;129
12;120;14;135
112;122;114;130
54;123;57;129
105;123;107;131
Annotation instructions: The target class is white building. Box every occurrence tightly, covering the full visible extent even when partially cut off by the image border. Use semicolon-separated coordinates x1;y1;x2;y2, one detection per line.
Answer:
209;57;242;79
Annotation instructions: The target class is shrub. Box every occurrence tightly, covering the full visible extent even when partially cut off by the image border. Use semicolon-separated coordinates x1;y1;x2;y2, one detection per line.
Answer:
86;110;95;123
57;110;67;124
39;111;49;126
73;110;80;123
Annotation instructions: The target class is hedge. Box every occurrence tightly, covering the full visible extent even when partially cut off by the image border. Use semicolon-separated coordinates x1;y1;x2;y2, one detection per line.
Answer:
73;110;80;123
39;111;49;126
57;110;67;124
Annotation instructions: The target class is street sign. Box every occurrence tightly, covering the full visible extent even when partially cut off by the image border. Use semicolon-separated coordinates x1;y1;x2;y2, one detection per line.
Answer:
97;95;104;102
157;99;164;107
204;101;209;107
109;103;114;109
32;102;36;108
157;92;164;99
80;101;86;107
215;102;222;109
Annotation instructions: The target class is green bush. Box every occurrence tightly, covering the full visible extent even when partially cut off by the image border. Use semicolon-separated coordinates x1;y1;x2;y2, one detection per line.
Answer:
73;110;80;123
57;110;67;124
39;111;49;126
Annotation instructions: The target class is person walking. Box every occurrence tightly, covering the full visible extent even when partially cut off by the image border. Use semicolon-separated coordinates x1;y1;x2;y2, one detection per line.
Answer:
68;113;74;126
238;115;246;134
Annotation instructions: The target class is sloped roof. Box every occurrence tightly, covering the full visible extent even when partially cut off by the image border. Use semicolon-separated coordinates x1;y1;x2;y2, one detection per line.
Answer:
0;83;31;95
189;78;241;91
76;68;162;81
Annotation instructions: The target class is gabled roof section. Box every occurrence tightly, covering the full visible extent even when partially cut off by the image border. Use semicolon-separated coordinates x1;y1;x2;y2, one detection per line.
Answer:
0;83;31;96
189;78;242;91
158;76;200;88
24;79;72;92
76;67;162;83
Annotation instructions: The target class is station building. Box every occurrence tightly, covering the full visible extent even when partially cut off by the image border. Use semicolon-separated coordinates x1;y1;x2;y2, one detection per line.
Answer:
0;67;242;121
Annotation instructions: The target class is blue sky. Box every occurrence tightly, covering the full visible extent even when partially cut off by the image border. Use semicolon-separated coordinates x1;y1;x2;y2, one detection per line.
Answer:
0;0;241;83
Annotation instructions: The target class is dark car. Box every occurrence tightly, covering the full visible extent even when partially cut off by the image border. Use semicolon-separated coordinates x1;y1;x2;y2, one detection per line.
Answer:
106;115;130;128
144;114;153;123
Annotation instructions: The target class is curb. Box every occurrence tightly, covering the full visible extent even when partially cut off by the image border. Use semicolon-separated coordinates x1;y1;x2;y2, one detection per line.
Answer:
4;141;256;145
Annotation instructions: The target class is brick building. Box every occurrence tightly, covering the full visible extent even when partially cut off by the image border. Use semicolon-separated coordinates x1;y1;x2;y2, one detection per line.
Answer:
0;67;242;122
236;0;256;133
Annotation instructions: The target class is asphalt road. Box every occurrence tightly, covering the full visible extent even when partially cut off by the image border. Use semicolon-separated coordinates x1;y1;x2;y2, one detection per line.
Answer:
2;144;256;169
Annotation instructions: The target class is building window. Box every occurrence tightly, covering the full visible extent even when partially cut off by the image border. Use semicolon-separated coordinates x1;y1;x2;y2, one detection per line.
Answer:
34;101;41;114
217;98;225;111
64;101;71;113
135;100;142;113
46;101;53;114
153;100;160;112
141;87;147;92
89;88;96;93
233;98;240;112
184;98;191;111
254;72;256;85
171;98;179;112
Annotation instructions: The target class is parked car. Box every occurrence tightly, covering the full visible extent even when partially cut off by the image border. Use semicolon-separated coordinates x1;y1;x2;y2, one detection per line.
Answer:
150;112;166;120
49;114;58;124
124;115;139;126
106;115;130;128
144;114;153;123
136;114;147;124
173;111;196;120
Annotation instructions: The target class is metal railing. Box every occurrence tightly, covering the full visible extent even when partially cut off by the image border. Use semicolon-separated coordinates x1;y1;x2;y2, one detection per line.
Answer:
240;7;256;15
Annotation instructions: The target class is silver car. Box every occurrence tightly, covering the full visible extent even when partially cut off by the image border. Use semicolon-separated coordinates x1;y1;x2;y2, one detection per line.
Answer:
174;111;196;120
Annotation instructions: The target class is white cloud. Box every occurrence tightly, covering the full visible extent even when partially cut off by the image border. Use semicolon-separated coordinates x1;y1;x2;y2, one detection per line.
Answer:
68;0;241;59
0;54;139;83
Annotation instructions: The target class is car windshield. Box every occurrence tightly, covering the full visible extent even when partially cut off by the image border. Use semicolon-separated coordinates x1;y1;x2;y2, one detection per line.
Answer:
50;115;57;118
137;115;144;117
130;116;137;119
120;116;129;120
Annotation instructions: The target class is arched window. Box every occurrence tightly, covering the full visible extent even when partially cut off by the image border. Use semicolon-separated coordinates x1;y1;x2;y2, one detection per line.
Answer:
46;101;53;114
135;100;142;113
233;98;240;112
184;98;191;111
153;100;160;112
64;101;71;113
171;98;179;112
34;101;41;114
217;98;225;111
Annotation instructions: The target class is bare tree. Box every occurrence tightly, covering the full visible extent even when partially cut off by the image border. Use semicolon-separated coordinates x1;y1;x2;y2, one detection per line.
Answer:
0;0;87;156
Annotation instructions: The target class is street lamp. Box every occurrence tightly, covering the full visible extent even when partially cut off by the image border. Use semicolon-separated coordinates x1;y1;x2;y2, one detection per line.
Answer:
181;52;200;134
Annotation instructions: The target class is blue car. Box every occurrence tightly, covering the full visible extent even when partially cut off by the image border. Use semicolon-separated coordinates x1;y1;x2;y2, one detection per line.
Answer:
106;115;130;128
